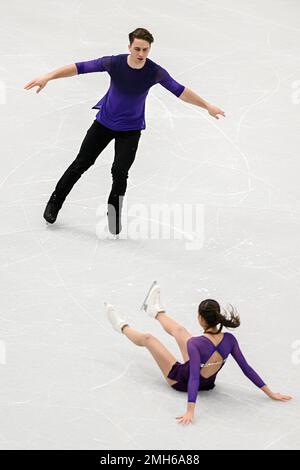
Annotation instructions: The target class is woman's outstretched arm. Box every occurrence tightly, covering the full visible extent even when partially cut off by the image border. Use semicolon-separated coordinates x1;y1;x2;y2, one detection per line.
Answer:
230;335;292;402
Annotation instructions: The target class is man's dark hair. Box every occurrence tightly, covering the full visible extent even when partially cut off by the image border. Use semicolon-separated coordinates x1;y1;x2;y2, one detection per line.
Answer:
129;28;154;46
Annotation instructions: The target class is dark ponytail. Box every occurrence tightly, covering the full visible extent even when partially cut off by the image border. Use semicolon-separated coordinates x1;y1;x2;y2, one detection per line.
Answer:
198;299;240;334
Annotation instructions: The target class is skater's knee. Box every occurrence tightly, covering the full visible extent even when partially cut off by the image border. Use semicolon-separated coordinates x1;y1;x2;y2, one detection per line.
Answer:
142;332;154;345
72;155;96;172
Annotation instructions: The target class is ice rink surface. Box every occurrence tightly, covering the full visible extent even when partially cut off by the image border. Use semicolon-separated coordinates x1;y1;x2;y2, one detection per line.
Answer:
1;0;300;450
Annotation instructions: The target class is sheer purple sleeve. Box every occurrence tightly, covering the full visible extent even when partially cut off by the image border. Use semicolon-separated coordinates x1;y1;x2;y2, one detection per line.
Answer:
230;335;266;388
187;338;201;403
75;56;112;75
156;66;185;97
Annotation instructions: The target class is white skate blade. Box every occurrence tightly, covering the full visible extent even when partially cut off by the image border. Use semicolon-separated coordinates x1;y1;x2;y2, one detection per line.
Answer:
140;280;158;311
106;233;119;240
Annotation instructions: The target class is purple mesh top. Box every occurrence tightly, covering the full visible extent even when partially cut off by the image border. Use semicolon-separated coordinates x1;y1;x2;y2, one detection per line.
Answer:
187;332;266;403
75;54;185;131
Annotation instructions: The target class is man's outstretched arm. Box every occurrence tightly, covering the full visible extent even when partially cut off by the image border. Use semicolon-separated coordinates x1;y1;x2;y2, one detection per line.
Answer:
179;87;225;120
24;64;78;94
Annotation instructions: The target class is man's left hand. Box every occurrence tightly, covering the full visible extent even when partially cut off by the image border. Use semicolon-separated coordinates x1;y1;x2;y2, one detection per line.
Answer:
207;104;225;119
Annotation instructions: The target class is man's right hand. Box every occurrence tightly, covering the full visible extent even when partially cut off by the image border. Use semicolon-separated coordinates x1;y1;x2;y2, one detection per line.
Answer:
24;75;49;93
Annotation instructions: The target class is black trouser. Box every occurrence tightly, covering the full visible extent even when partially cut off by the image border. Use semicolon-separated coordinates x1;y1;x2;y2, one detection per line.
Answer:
53;119;142;213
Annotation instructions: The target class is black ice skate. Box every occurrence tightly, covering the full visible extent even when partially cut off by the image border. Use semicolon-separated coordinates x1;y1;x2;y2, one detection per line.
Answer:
43;192;63;224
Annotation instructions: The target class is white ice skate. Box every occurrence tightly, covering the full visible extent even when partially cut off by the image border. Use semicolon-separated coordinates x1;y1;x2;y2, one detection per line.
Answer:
105;302;128;333
140;281;165;318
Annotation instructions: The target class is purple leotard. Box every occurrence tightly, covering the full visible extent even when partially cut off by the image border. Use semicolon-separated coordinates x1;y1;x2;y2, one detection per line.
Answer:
75;54;185;131
167;332;266;403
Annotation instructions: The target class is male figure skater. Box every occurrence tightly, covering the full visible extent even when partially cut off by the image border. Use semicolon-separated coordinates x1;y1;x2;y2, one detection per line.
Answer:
24;28;225;235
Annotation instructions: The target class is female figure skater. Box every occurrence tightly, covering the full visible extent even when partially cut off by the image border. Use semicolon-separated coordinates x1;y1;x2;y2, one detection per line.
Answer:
105;282;292;425
23;27;225;235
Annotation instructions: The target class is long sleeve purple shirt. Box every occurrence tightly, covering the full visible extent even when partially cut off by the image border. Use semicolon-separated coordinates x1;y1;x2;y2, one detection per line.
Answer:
187;332;266;403
75;54;185;131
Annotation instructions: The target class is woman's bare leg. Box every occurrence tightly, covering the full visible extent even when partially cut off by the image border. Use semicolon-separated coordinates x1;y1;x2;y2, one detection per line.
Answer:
122;325;178;386
155;312;192;362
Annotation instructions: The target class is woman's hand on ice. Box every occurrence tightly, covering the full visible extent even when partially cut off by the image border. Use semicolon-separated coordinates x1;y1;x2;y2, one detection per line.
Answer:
176;411;194;425
270;392;293;402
